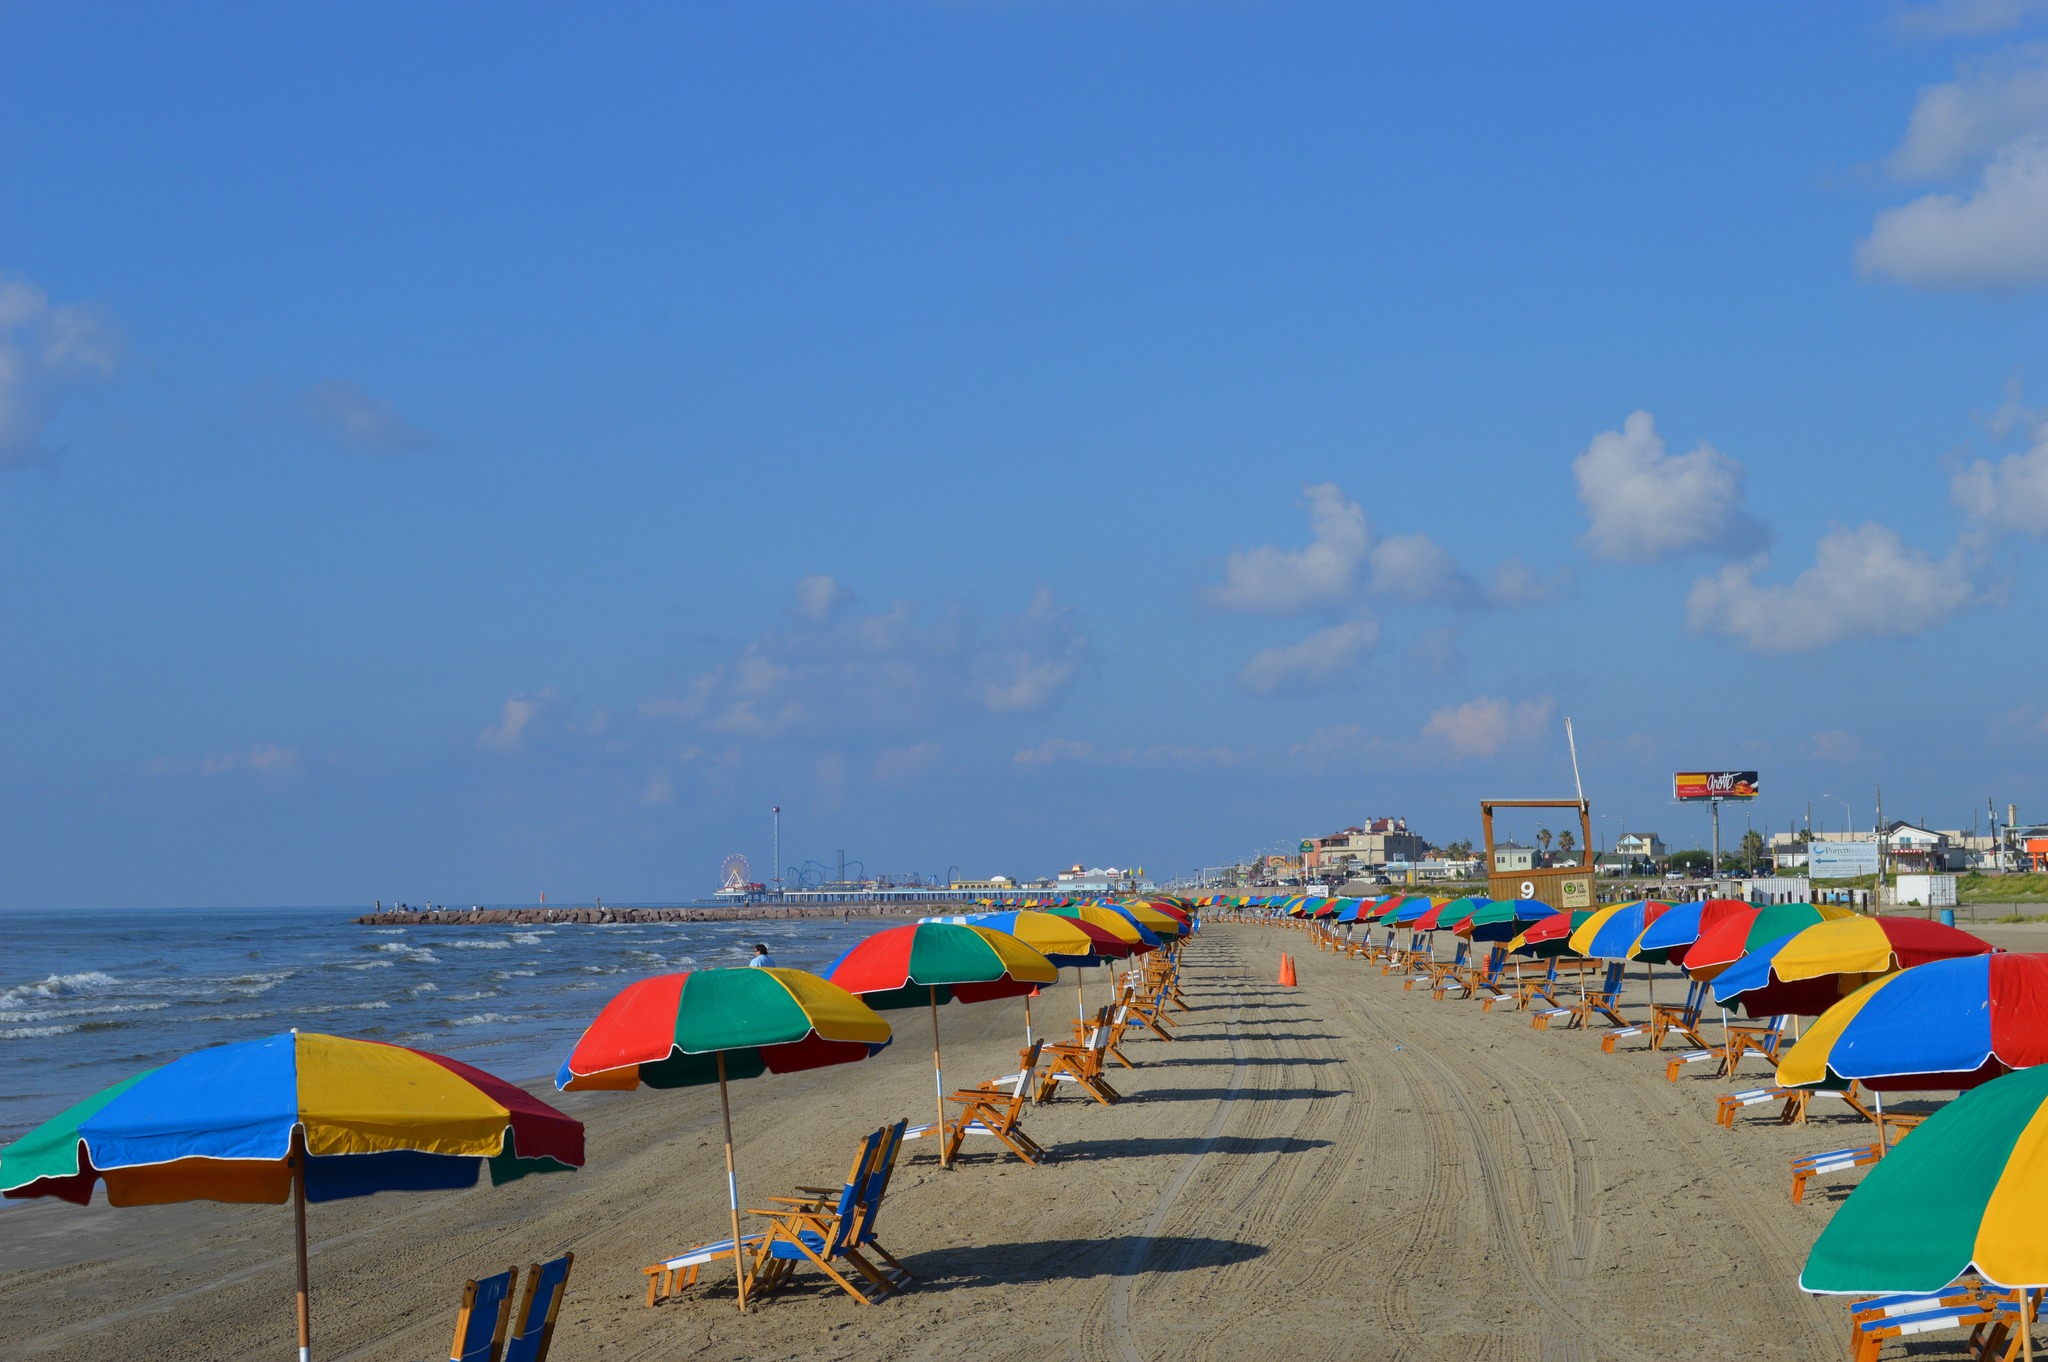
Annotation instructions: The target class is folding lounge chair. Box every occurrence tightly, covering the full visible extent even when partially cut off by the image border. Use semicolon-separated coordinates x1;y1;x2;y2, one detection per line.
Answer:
928;1041;1047;1166
1406;940;1467;992
1573;962;1629;1030
1845;1282;2016;1362
846;1119;914;1294
504;1254;574;1362
747;1128;899;1306
1037;1011;1122;1105
1788;1108;1904;1206
643;1130;879;1306
1647;979;1711;1050
1718;1015;1788;1075
1436;945;1506;1001
1715;1081;1872;1129
447;1267;516;1362
1484;957;1557;1013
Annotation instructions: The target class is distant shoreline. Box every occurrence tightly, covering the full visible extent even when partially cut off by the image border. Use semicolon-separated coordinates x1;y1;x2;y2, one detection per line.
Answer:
352;902;957;927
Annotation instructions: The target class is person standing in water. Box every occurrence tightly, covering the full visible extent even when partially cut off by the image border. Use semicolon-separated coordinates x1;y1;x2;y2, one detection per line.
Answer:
747;942;776;968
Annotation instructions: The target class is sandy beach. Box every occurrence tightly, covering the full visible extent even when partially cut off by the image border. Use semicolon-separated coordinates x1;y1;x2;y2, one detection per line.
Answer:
8;919;2045;1361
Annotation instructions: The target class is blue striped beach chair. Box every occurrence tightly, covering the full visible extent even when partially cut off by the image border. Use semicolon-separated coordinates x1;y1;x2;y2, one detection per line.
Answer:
504;1254;574;1362
1843;1281;2020;1362
447;1267;515;1362
747;1126;901;1305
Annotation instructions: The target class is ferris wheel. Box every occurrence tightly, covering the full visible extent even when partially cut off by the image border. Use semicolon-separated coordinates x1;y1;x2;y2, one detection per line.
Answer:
719;853;752;894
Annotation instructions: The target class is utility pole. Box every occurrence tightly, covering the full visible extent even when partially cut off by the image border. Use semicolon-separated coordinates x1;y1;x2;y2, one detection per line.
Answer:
1874;784;1885;910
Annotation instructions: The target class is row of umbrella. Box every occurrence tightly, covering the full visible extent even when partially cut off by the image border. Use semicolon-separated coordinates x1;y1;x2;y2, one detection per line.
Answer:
0;896;1199;1346
1252;891;2048;1308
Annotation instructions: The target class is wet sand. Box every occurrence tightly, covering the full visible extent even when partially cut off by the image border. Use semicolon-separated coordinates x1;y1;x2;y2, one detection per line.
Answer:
8;920;2041;1361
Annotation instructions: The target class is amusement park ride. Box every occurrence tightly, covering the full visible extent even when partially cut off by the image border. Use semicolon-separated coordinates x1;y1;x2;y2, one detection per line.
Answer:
717;854;764;896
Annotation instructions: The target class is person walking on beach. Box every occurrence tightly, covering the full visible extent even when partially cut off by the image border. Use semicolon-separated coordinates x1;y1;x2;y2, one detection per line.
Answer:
747;943;777;968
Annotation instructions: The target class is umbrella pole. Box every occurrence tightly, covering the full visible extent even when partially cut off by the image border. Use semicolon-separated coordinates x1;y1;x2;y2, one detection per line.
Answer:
930;987;949;1170
293;1133;311;1362
1024;992;1033;1049
716;1053;747;1313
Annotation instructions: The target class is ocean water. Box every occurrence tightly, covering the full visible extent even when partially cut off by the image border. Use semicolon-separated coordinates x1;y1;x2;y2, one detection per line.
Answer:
0;907;889;1150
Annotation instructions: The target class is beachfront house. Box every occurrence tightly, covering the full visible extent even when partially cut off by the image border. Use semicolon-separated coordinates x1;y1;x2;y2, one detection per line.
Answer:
1492;841;1535;873
1304;817;1429;872
1613;832;1666;864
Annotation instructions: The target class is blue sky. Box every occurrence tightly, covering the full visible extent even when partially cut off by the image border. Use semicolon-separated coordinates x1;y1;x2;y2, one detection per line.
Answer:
4;2;2047;907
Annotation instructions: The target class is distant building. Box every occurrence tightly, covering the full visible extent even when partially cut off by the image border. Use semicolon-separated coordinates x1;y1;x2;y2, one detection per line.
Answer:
951;875;1016;893
1613;832;1667;863
1884;822;1959;871
1493;841;1536;873
1305;817;1429;871
1056;864;1141;893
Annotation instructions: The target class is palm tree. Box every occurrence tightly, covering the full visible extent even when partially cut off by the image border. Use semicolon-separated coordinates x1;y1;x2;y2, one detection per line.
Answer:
1557;829;1576;862
1536;828;1553;859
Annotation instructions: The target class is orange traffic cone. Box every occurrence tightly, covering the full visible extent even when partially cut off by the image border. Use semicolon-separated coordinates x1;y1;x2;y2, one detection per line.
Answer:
1278;953;1297;987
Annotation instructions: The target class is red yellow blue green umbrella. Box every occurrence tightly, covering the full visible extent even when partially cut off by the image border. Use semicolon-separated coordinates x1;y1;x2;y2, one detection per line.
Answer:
1779;953;2048;1092
557;966;890;1310
1801;1063;2048;1296
922;910;1131;1043
1683;901;1857;981
1710;915;1993;1016
1454;898;1557;942
2;1030;584;1357
825;923;1057;1169
1625;898;1751;966
1508;910;1599;958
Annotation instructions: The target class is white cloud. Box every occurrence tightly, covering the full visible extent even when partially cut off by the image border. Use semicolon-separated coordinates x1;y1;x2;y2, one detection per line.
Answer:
1808;730;1866;763
1206;483;1369;613
792;573;853;621
1012;738;1258;768
1486;557;1572;607
1285;724;1391;767
1573;412;1766;562
1860;134;2048;289
651;580;1088;738
1421;695;1556;759
480;689;559;751
1367;533;1481;605
1235;616;1380;695
873;740;943;783
1952;417;2048;533
297;379;435;452
1890;48;2048;179
641;771;676;806
201;743;300;776
0;274;120;466
1894;0;2048;38
1685;523;1978;652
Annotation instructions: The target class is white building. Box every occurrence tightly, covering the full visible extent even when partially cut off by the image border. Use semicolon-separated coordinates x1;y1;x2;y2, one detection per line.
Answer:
1493;842;1535;873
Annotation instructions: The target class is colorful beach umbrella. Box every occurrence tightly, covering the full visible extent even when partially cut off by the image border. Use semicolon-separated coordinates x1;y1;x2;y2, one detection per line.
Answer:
1507;910;1598;958
1801;1063;2048;1294
824;922;1057;1169
1569;901;1673;960
924;910;1131;1045
1710;915;1994;1016
1626;897;1750;966
558;966;889;1310
1454;898;1558;942
3;1031;584;1357
1779;953;2048;1092
1683;902;1857;981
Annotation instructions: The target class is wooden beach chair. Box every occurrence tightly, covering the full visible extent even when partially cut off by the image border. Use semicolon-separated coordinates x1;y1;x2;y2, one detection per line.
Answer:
1037;1009;1122;1105
932;1041;1047;1166
447;1267;516;1362
1572;962;1629;1030
1716;1081;1873;1129
1844;1281;2018;1362
1484;957;1556;1013
643;1131;879;1306
1406;940;1467;992
1647;979;1712;1050
1436;945;1506;1001
845;1119;914;1295
504;1254;574;1362
747;1129;899;1305
1718;1015;1788;1075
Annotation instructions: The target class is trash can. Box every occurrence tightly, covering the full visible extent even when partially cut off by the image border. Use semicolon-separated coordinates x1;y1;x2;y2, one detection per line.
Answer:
1939;908;1956;927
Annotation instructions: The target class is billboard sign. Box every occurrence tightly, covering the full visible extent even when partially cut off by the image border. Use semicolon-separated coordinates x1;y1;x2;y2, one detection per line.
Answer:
1810;839;1880;879
1673;770;1759;801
